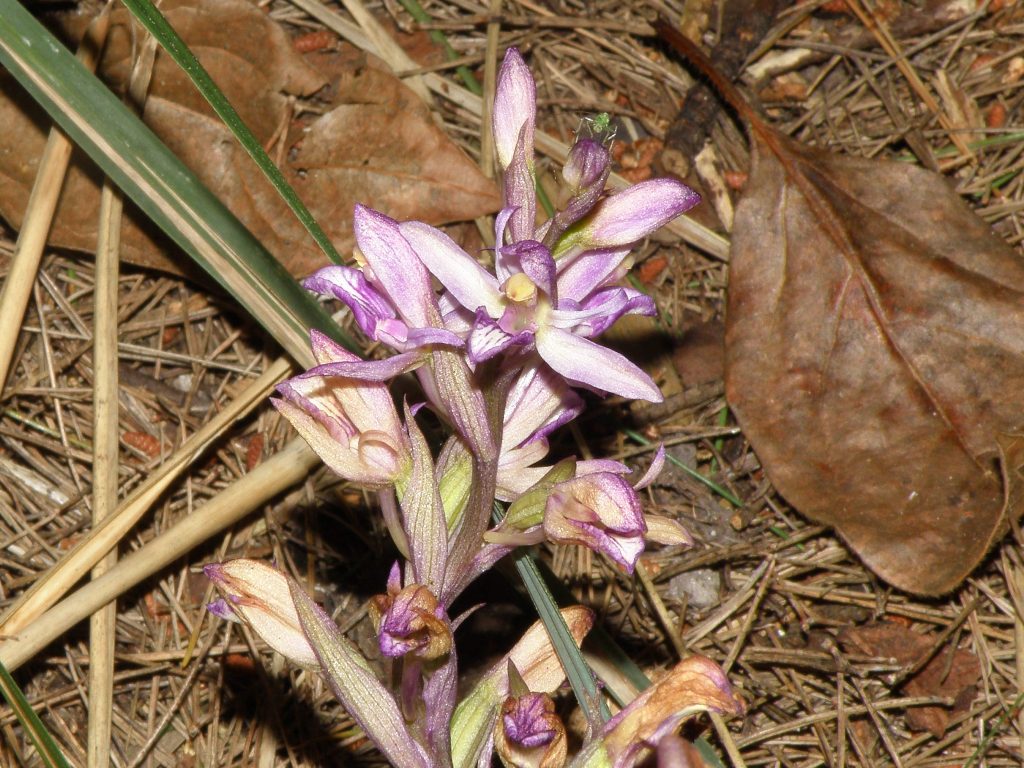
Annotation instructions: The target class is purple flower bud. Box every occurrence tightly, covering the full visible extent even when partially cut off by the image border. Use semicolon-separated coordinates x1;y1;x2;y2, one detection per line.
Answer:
272;333;412;489
369;576;452;660
561;178;701;253
493;48;536;173
494;692;567;768
543;472;647;572
562;138;610;191
204;560;320;668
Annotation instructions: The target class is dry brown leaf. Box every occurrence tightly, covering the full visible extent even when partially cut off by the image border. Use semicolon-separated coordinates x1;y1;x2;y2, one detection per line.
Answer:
0;0;498;279
283;61;500;275
839;622;980;737
658;21;1024;595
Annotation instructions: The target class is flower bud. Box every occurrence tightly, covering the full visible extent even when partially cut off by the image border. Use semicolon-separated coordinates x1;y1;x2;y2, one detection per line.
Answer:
543;472;646;572
272;333;411;490
563;138;610;191
204;559;319;668
368;567;452;660
493;48;536;172
494;692;567;768
555;178;701;258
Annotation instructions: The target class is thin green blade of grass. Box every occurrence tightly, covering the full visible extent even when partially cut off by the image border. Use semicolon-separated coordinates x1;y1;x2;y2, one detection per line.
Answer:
514;550;610;729
118;0;343;268
514;554;727;768
0;658;72;768
624;429;742;507
0;0;352;365
395;0;481;95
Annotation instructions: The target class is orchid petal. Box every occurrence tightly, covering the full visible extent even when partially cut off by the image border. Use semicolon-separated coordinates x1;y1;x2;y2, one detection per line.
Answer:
634;445;665;490
576;458;630;476
354;205;440;328
376;323;465;352
504;141;537;242
300;341;425;382
493;48;536;171
271;395;405;488
565;178;700;251
467;310;533;364
399;221;503;316
644;514;694;547
308;328;360;366
273;342;412;487
543;472;647;572
514;241;557;300
548;287;655;337
204;560;319;667
503;364;583;449
303;265;396;340
534;326;662;402
554;247;631;303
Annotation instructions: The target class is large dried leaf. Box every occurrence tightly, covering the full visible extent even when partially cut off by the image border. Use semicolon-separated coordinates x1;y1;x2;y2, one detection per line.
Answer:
284;61;500;275
0;0;498;278
726;125;1024;595
656;21;1024;595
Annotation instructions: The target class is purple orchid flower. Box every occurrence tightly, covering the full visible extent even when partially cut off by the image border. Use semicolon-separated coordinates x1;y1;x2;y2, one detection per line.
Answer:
204;560;320;668
398;217;666;401
302;206;462;353
272;331;417;490
369;563;452;660
495;364;633;500
543;471;647;572
494;691;567;768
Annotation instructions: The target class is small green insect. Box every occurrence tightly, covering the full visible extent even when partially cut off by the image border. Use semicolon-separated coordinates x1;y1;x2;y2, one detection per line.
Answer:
578;112;616;145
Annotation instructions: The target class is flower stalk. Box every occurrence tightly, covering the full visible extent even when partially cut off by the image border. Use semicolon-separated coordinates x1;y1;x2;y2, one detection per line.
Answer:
205;46;737;767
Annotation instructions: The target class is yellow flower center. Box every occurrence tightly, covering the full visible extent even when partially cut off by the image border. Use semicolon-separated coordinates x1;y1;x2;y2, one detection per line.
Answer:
504;273;537;303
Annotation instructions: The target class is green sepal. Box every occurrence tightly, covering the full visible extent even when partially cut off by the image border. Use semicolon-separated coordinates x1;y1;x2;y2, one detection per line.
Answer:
503;458;576;530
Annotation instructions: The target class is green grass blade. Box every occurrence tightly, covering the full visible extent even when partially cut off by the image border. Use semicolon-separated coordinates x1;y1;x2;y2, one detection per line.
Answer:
395;0;481;95
0;658;72;768
624;429;742;508
513;550;610;729
0;0;353;365
117;0;343;267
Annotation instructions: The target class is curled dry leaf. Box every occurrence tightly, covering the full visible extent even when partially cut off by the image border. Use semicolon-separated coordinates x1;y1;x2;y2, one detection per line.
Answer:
0;0;498;278
597;655;743;767
658;21;1024;596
